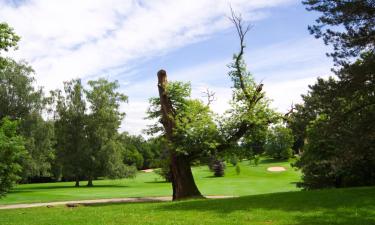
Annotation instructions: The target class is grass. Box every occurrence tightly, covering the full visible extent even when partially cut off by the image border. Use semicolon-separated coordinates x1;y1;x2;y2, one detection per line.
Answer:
0;187;374;225
0;159;301;205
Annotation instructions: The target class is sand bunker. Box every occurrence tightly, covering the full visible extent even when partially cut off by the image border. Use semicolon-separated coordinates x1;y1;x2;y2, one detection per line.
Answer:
267;166;286;172
141;169;154;173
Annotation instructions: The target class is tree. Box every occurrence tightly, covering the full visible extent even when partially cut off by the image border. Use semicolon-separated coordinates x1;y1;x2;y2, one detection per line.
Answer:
53;79;88;187
85;79;128;186
291;0;375;189
0;59;43;121
303;0;375;63
19;112;55;182
148;76;218;199
0;117;26;196
292;53;375;189
0;26;54;183
265;125;294;160
147;9;277;200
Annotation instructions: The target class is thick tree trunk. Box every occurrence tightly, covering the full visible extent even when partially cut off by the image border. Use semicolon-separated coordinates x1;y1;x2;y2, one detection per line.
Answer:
87;176;93;187
75;176;80;187
170;153;202;200
157;69;203;200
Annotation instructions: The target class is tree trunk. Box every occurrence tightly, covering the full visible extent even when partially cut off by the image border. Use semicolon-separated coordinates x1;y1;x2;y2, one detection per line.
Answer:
157;69;203;200
75;176;80;187
170;153;202;200
87;176;93;187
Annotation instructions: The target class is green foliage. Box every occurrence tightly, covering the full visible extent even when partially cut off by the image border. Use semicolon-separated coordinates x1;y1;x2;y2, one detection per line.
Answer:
19;112;55;180
99;140;137;179
265;126;294;160
0;23;20;69
303;0;375;63
0;23;19;53
235;164;241;175
0;58;42;120
53;78;130;186
147;81;219;160
292;53;375;189
253;155;260;166
0;117;26;196
53;79;88;183
229;155;239;166
85;79;128;184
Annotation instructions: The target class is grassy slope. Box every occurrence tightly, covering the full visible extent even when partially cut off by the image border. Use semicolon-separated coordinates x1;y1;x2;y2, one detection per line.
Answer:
0;159;300;205
1;187;374;225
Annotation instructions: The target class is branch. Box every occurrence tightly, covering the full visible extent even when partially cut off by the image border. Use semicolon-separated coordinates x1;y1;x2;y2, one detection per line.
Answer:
229;6;254;102
202;88;216;106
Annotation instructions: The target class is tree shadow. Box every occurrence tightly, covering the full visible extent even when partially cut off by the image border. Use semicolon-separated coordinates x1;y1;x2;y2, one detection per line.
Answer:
83;198;169;207
144;181;170;184
11;184;128;192
154;187;375;225
260;158;289;164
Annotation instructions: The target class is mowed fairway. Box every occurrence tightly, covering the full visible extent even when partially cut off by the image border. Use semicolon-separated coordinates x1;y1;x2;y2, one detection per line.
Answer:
0;159;300;205
1;187;374;225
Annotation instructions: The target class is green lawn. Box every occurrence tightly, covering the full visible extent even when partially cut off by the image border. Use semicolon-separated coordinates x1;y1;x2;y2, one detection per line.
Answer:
0;159;300;205
1;187;374;225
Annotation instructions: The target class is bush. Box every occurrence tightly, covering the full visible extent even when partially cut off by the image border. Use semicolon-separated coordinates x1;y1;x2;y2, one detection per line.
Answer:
253;155;260;166
235;164;241;175
211;159;226;177
265;126;294;160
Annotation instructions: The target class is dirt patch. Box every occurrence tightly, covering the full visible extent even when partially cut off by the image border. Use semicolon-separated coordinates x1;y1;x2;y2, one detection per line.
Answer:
267;166;286;172
141;169;154;173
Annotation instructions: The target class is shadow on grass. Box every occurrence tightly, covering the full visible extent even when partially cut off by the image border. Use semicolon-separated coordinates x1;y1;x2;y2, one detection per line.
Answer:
204;175;224;178
152;187;375;225
10;184;128;192
260;158;290;164
144;181;170;184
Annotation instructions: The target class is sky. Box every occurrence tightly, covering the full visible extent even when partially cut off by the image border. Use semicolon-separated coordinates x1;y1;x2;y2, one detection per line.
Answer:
0;0;335;135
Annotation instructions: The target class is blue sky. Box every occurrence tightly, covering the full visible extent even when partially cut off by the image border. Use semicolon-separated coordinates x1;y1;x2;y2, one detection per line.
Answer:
1;0;334;135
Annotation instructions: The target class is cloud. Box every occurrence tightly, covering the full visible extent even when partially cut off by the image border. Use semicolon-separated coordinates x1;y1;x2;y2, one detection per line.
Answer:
1;0;293;92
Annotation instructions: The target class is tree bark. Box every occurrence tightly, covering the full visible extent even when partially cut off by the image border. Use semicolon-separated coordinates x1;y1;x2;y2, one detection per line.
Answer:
87;176;93;187
75;176;80;187
157;69;203;200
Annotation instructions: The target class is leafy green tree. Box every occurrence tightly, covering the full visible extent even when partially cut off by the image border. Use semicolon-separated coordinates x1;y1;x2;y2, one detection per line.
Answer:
292;0;375;189
293;53;375;189
0;25;54;183
53;79;88;186
0;59;43;121
303;0;375;63
0;117;26;196
117;133;146;169
147;10;277;200
85;79;128;186
265;126;294;160
19;112;55;181
98;139;137;179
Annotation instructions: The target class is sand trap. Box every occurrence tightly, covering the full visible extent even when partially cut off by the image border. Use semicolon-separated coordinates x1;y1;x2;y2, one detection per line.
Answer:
141;169;154;173
267;166;286;172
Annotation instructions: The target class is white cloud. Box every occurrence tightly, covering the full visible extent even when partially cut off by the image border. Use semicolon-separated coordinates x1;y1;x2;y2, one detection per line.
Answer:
3;0;331;136
1;0;293;91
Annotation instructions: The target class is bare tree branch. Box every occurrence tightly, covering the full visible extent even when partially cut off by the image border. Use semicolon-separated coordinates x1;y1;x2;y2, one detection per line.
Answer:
202;88;216;106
